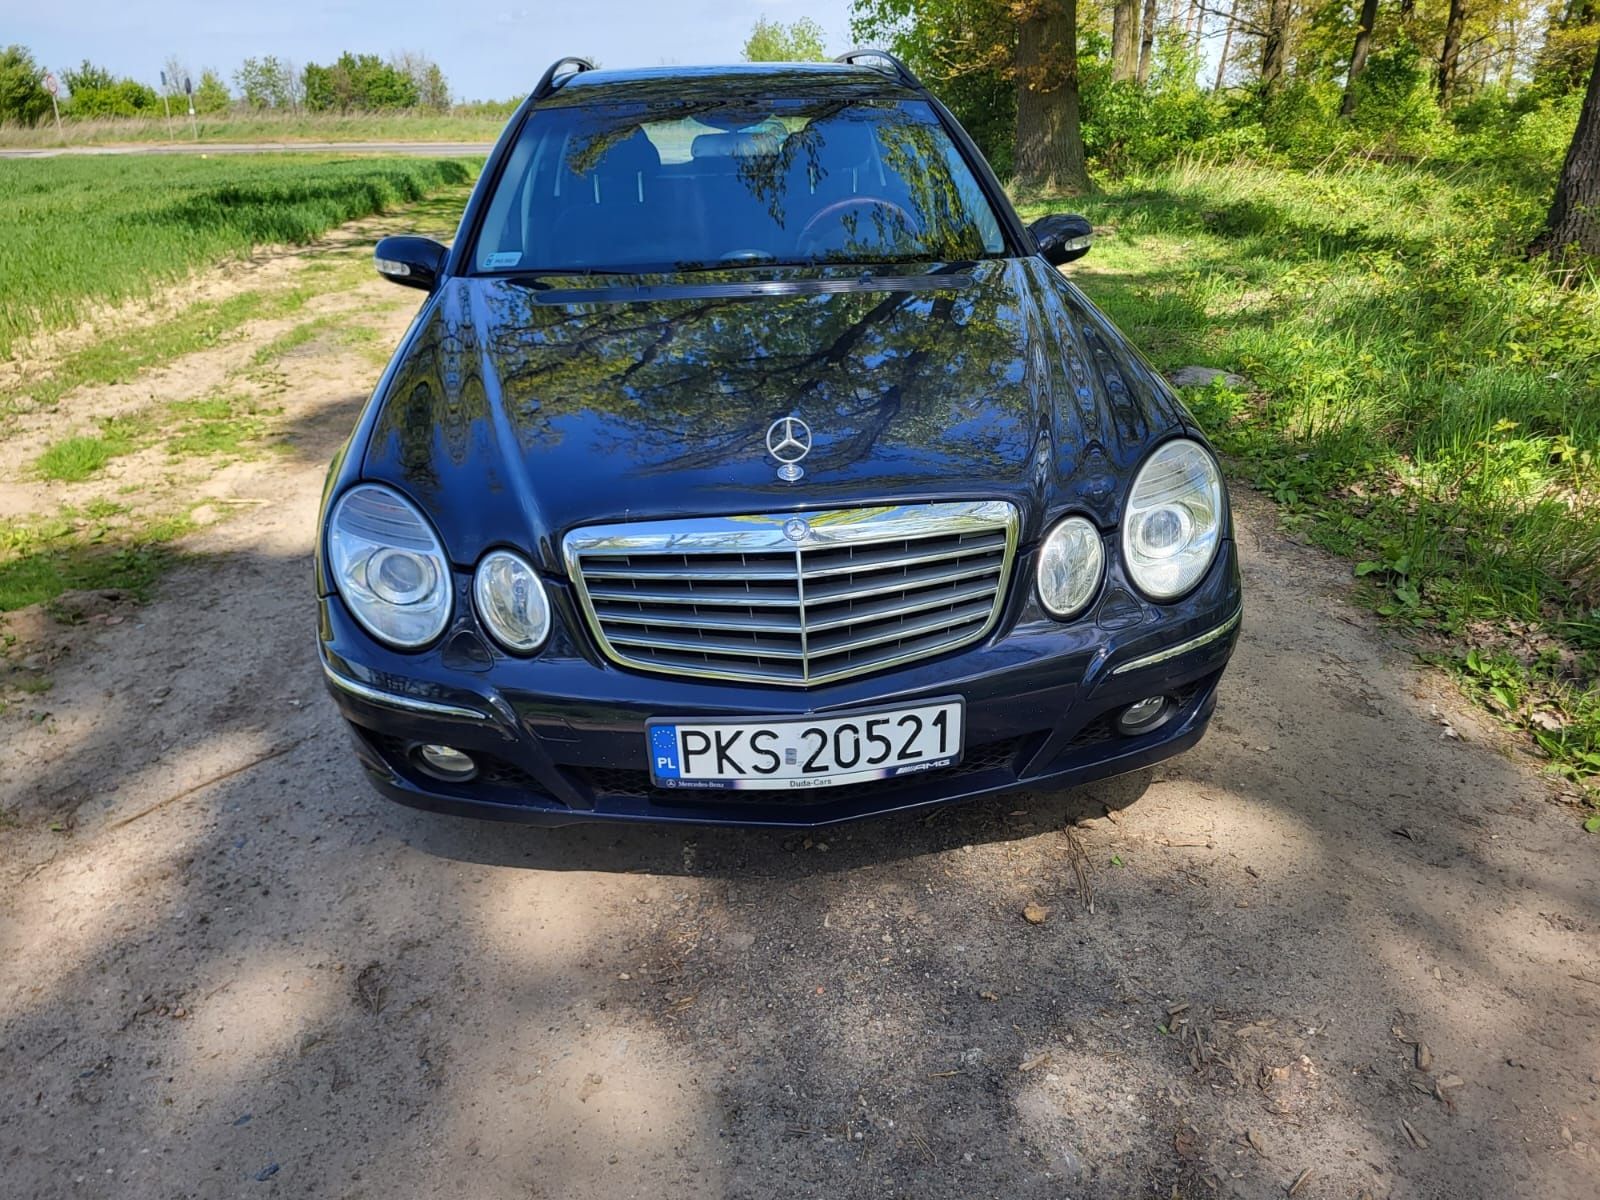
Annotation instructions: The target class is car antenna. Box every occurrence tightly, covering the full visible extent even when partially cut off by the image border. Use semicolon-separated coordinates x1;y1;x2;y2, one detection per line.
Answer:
832;48;925;92
532;56;596;101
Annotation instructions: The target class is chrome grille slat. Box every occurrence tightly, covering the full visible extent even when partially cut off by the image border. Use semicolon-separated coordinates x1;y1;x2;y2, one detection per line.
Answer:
608;628;806;659
580;558;798;581
584;583;800;607
803;578;998;632
564;501;1020;687
798;532;1009;579
591;605;804;634
807;598;997;658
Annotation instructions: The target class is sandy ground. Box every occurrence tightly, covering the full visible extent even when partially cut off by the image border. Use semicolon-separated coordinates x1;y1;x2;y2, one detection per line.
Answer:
1;209;1598;1200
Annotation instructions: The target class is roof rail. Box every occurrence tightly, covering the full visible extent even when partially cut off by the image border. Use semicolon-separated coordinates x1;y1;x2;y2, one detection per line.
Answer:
833;48;923;91
532;56;596;101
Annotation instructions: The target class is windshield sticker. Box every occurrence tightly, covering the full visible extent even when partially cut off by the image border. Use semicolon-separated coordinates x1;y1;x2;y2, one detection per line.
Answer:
484;251;522;269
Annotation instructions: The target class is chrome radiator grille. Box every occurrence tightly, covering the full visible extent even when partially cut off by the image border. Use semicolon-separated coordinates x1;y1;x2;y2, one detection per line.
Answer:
563;501;1019;686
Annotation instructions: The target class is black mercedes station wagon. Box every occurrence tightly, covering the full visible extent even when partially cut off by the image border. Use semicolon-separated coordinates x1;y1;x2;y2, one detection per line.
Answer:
315;52;1243;827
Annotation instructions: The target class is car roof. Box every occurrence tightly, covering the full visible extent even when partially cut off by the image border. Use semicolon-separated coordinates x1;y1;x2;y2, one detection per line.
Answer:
539;62;923;108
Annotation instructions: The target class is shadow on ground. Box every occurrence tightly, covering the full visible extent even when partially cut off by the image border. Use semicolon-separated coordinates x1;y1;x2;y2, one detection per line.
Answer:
2;485;1597;1200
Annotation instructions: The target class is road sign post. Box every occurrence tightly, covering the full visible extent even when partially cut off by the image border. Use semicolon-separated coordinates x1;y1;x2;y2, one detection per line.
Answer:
160;70;174;136
43;72;62;141
185;76;198;140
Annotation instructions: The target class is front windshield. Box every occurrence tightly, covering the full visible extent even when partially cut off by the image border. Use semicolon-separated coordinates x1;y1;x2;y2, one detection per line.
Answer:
472;98;1008;273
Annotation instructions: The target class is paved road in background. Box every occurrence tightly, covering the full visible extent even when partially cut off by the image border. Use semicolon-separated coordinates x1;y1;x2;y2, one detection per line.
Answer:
0;140;493;159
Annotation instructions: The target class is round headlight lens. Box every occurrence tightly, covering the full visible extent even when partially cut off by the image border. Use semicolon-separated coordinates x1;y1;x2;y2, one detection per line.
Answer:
473;550;550;653
1121;440;1224;600
327;484;452;648
1037;516;1104;619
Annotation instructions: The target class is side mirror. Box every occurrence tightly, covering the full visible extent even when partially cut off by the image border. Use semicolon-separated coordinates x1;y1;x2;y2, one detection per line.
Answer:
1029;214;1093;266
374;235;448;291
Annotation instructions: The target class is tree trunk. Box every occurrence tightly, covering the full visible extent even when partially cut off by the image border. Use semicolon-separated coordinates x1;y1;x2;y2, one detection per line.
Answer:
1260;0;1292;93
1340;0;1381;117
1214;0;1239;92
1437;0;1467;106
1138;0;1160;84
1186;0;1202;50
1014;0;1091;195
1532;39;1600;268
1112;0;1140;81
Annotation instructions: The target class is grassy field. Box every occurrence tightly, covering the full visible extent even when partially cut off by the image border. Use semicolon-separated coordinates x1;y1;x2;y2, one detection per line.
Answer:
1030;160;1600;806
0;154;476;359
0;109;507;149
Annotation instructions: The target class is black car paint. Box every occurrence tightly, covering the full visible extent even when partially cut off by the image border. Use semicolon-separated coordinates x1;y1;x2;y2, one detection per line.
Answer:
315;60;1241;827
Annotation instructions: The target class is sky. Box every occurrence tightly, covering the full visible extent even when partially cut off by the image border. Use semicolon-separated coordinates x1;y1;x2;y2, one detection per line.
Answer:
7;0;859;102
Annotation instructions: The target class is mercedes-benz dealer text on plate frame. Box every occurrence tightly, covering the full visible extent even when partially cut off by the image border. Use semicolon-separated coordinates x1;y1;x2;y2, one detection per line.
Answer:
316;51;1243;827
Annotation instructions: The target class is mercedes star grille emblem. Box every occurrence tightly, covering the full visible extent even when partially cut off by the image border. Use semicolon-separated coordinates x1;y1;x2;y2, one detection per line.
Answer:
765;416;812;482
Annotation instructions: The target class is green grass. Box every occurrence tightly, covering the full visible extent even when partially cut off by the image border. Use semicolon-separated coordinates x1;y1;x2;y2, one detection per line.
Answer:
166;393;279;458
0;509;194;613
1032;159;1600;809
0;108;506;149
0;154;476;359
34;415;152;481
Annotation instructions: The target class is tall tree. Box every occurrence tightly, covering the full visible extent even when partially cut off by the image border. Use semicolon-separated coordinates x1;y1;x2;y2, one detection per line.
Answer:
1532;38;1600;267
0;44;51;125
1341;0;1382;116
1015;0;1090;193
1437;0;1468;104
1260;0;1293;92
1138;0;1160;83
743;16;829;62
1112;0;1140;79
1215;0;1240;91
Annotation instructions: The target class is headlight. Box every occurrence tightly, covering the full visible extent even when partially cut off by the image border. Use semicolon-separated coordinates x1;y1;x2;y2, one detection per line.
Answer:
473;550;550;653
1121;439;1224;600
327;484;452;647
1036;516;1104;619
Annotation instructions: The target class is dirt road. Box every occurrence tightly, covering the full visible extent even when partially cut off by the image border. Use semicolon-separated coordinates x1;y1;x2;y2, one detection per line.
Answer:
1;203;1597;1200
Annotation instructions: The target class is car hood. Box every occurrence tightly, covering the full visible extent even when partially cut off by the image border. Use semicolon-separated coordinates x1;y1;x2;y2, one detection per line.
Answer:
360;259;1190;573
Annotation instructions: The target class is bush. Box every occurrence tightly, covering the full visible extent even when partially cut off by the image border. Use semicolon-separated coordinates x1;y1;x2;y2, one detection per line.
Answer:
1450;92;1583;190
0;44;51;126
1346;42;1447;158
64;78;162;118
1256;80;1348;164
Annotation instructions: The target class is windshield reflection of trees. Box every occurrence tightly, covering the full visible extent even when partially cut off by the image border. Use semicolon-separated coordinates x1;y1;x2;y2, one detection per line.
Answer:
558;99;995;268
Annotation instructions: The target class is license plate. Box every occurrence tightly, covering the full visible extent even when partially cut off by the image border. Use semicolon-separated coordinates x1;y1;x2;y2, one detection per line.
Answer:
647;699;964;791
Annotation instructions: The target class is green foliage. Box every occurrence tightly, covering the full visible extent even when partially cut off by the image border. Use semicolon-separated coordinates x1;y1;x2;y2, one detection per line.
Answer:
743;16;829;62
193;69;231;115
0;509;192;613
35;417;147;481
0;44;52;125
1452;91;1586;189
1533;19;1600;97
850;0;1017;173
234;55;298;109
303;52;419;112
1080;35;1228;176
0;155;475;358
60;60;160;118
1345;42;1446;156
1026;159;1600;800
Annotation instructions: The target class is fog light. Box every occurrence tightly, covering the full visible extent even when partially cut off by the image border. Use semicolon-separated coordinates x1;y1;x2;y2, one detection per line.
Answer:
1115;696;1170;736
415;743;477;781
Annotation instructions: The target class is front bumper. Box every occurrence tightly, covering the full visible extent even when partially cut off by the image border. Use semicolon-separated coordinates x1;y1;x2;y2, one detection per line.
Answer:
319;539;1242;828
